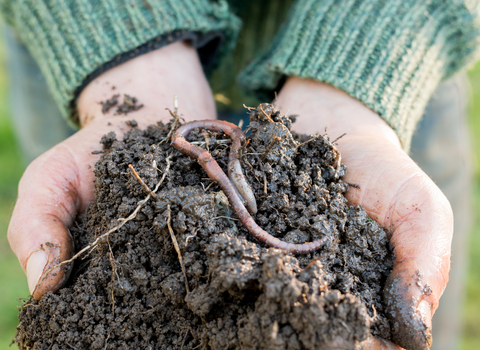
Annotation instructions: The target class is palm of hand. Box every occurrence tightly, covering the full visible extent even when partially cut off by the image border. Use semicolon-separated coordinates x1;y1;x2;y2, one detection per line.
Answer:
279;77;452;350
340;133;452;349
8;121;113;298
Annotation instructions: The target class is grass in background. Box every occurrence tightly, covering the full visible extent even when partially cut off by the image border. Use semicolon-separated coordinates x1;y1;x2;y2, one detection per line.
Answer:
0;33;28;349
462;62;480;349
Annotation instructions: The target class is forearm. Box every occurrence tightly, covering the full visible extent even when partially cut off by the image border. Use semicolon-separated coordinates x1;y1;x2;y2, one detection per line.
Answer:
239;0;480;151
77;41;216;129
276;77;400;147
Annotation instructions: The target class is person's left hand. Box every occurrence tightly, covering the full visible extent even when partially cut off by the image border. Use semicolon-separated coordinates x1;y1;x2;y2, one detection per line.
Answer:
276;77;453;350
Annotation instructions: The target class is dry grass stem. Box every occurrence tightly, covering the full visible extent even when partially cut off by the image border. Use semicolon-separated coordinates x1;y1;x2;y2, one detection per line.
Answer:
297;134;321;148
210;216;238;221
107;240;118;315
160;95;180;144
261;136;281;161
260;104;275;123
166;204;190;293
332;132;347;144
263;172;268;195
242;103;255;112
128;164;158;200
371;304;378;322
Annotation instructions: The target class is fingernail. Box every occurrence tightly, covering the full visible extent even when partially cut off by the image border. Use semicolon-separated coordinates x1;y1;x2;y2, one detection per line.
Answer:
26;250;48;294
417;300;432;325
417;300;433;347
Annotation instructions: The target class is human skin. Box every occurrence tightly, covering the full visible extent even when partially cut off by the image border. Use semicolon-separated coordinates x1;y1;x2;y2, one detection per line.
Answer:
277;77;453;350
7;41;216;298
7;41;451;349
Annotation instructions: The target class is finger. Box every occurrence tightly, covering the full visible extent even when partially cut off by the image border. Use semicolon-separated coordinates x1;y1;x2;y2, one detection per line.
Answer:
381;178;451;350
340;137;453;350
8;143;93;299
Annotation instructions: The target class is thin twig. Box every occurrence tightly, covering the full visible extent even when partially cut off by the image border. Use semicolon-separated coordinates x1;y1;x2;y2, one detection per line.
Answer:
339;319;351;332
210;216;238;221
244;158;254;171
261;136;281;161
260;104;275;123
243;103;255;111
128;164;157;200
371;304;378;322
107;240;118;315
160;96;180;144
297;134;321;148
185;229;198;246
41;156;172;280
239;138;250;154
181;328;190;350
332;132;347;144
166;205;190;293
263;172;268;195
103;333;110;350
203;181;215;192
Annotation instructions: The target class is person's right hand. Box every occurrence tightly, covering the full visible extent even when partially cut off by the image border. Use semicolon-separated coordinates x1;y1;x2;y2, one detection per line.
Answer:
8;41;217;300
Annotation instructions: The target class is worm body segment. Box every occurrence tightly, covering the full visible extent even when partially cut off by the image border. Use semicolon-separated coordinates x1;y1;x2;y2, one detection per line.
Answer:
172;120;328;254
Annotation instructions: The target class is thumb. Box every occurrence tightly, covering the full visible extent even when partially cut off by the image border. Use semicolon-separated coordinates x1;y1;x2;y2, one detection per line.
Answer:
24;232;74;299
8;144;92;299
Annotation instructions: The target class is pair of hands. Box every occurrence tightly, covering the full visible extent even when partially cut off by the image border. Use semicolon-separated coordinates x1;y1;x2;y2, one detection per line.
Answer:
8;41;452;350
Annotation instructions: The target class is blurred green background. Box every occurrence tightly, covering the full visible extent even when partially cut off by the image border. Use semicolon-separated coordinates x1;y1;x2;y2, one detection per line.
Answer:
1;37;480;350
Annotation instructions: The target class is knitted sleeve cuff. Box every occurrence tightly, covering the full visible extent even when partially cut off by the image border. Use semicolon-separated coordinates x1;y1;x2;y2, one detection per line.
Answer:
238;0;480;150
0;0;240;120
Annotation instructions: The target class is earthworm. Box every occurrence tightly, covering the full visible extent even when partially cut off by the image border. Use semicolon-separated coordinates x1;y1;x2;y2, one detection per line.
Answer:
172;120;328;254
172;120;257;215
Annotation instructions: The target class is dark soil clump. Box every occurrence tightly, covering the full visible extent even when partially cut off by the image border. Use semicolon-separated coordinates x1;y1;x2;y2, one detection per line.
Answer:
101;94;119;114
115;94;144;115
16;104;393;350
100;94;144;115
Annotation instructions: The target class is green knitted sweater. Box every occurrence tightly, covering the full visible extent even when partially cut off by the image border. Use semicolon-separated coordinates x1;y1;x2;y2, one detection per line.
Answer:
1;0;480;150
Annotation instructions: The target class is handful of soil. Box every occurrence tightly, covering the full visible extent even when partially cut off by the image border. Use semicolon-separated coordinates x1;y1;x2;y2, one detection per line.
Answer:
16;104;393;350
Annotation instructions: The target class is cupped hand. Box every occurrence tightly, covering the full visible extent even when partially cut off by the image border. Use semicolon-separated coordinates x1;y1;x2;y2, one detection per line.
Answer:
276;77;453;350
8;41;217;300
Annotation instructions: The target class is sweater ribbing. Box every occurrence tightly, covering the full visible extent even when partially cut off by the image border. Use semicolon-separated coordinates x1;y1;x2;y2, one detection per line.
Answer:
238;0;480;150
0;0;240;121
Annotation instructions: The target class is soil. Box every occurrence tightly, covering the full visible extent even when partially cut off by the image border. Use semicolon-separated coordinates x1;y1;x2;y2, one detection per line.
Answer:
16;104;393;350
101;94;119;114
101;94;144;115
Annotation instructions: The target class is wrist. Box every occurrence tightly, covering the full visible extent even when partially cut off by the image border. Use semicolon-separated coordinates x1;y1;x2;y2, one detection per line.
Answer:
276;77;401;148
77;41;216;129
